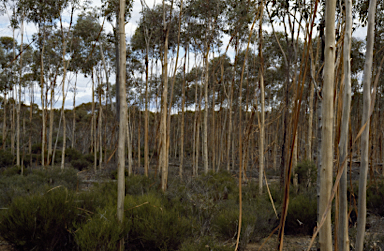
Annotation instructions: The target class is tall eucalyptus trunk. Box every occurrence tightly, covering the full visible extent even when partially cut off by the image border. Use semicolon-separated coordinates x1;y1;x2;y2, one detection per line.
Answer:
319;0;336;249
258;4;265;194
160;0;169;191
203;41;209;174
117;0;127;248
356;0;377;249
17;14;24;167
337;0;352;249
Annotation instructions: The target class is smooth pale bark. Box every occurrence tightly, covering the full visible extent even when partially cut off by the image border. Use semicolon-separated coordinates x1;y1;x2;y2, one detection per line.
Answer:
17;16;24;167
11;29;15;157
203;42;209;174
117;0;127;248
356;0;377;249
320;0;336;249
40;30;46;167
159;0;169;191
2;93;6;149
179;48;187;178
60;17;70;170
48;84;54;163
227;42;237;171
99;90;103;170
308;45;316;161
192;75;198;176
91;72;96;171
258;6;265;194
337;0;352;249
144;44;149;177
72;75;77;149
127;118;132;175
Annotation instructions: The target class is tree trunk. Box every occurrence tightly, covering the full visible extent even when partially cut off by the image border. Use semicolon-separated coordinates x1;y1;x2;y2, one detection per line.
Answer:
319;0;336;249
203;42;209;174
17;15;24;167
179;48;187;178
337;0;352;249
259;6;265;194
40;29;46;167
72;74;77;149
356;0;377;249
160;0;169;191
117;0;127;248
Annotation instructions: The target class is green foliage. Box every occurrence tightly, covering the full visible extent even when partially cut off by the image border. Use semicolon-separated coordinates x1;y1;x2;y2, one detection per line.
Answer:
83;153;94;164
0;166;78;207
125;175;159;195
366;182;384;216
0;149;14;168
0;187;78;251
125;193;192;251
71;158;89;171
74;205;124;251
285;190;317;235
31;143;42;154
179;236;233;251
294;160;317;187
65;147;82;162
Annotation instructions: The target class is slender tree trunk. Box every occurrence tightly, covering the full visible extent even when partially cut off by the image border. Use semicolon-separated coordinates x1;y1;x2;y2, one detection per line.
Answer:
337;0;352;249
356;0;377;249
203;42;210;174
2;92;6;149
179;48;187;178
258;5;265;194
144;44;149;177
72;73;77;149
117;0;127;248
127;116;132;175
40;28;46;167
319;0;336;249
193;75;198;176
17;15;24;167
160;0;170;191
308;46;316;161
99;89;103;169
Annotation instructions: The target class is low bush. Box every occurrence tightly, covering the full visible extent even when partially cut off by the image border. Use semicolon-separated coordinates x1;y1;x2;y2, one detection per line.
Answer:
0;166;79;207
367;182;384;216
74;205;124;251
65;148;82;162
124;193;192;251
294;160;317;188
0;150;14;168
179;236;233;251
285;190;317;235
0;187;79;250
71;158;89;171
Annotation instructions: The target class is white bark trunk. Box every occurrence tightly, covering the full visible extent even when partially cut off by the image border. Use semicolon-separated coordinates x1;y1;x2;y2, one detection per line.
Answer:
356;0;377;249
320;0;336;249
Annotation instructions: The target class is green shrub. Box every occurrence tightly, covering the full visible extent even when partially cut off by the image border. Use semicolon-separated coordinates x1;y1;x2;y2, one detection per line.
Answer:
0;167;79;207
125;193;192;250
179;236;233;251
74;205;125;251
83;153;94;164
0;187;79;250
65;148;82;162
294;160;316;187
125;175;158;195
71;159;89;170
285;191;317;235
367;182;384;216
0;150;14;168
31;143;42;154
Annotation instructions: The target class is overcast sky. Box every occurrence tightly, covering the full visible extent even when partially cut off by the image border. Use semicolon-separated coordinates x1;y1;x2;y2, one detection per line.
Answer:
0;0;367;109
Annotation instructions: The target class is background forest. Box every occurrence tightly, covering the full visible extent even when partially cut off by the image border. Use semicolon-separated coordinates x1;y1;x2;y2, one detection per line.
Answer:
0;0;384;250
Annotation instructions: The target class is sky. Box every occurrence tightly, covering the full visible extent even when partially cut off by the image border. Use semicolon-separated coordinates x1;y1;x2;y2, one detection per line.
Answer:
0;0;368;109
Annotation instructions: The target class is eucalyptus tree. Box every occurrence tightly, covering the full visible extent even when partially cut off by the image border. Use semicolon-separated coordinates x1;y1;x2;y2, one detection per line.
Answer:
101;0;133;116
18;0;69;167
356;0;377;249
184;0;226;174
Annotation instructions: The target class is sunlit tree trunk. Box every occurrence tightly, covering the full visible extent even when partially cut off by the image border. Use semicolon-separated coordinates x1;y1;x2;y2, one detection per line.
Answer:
117;0;127;247
356;0;377;249
319;0;336;249
2;93;7;149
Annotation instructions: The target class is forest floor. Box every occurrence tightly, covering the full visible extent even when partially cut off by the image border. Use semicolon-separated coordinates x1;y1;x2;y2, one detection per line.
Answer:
1;160;384;250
